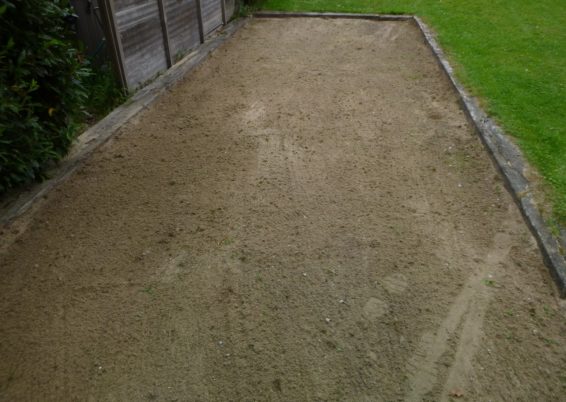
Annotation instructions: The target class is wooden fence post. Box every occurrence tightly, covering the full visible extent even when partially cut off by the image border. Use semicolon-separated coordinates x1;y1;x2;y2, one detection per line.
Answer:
195;0;205;43
98;0;128;89
221;0;227;25
157;0;173;67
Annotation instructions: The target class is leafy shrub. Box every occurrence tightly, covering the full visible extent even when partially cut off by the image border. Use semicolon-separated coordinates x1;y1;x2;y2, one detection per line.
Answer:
0;0;90;192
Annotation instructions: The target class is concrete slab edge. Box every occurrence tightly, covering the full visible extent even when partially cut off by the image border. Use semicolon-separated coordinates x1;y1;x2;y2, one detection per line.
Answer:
412;16;566;297
0;17;249;228
254;11;412;21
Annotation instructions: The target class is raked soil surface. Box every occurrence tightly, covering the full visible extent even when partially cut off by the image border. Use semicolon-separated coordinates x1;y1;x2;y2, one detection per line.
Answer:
1;18;566;401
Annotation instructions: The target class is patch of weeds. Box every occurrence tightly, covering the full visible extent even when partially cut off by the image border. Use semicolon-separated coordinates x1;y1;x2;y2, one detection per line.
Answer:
388;224;402;235
405;72;423;81
0;366;17;393
142;285;155;296
230;249;249;262
238;0;262;17
494;183;504;198
175;50;187;63
324;267;337;276
539;335;559;347
219;237;234;246
546;217;561;238
483;278;496;287
542;305;555;318
83;61;128;123
447;150;472;172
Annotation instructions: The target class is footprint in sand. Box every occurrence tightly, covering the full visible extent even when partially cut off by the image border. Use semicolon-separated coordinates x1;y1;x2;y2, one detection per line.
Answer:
363;297;389;320
382;273;408;295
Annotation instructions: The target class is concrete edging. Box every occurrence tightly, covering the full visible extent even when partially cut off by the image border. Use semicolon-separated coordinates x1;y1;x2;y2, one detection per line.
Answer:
254;10;412;21
0;17;248;228
254;11;566;297
412;17;566;297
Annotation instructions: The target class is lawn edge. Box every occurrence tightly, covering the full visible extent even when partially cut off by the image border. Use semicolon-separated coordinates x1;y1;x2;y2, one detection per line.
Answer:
413;16;566;297
255;11;566;297
0;17;249;228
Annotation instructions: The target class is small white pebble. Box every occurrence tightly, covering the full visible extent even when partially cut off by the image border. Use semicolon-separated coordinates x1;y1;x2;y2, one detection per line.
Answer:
302;273;307;277
339;299;345;304
325;318;331;323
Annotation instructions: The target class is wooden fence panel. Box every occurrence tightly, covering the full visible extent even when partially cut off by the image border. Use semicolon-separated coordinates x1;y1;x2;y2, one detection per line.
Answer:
225;0;235;22
113;0;169;88
165;0;201;61
100;0;232;90
200;0;223;35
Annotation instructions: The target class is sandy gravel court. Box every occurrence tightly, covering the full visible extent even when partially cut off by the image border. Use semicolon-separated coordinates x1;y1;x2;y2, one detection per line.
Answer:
1;17;565;401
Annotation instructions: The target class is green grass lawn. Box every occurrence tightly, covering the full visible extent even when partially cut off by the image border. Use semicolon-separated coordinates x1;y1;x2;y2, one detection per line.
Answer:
258;0;566;224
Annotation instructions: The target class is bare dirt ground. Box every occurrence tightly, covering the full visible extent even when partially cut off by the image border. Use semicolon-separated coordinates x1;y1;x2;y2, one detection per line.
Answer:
1;18;566;401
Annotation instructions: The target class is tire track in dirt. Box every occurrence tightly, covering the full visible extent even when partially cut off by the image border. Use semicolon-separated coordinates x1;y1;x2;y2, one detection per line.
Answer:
405;205;524;401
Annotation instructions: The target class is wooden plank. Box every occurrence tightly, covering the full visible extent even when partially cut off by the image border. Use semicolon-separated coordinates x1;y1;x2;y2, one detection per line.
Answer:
115;0;169;89
165;0;201;59
200;0;223;35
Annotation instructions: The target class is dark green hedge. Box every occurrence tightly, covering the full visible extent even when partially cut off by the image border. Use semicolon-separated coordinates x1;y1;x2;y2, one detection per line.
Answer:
0;0;89;192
